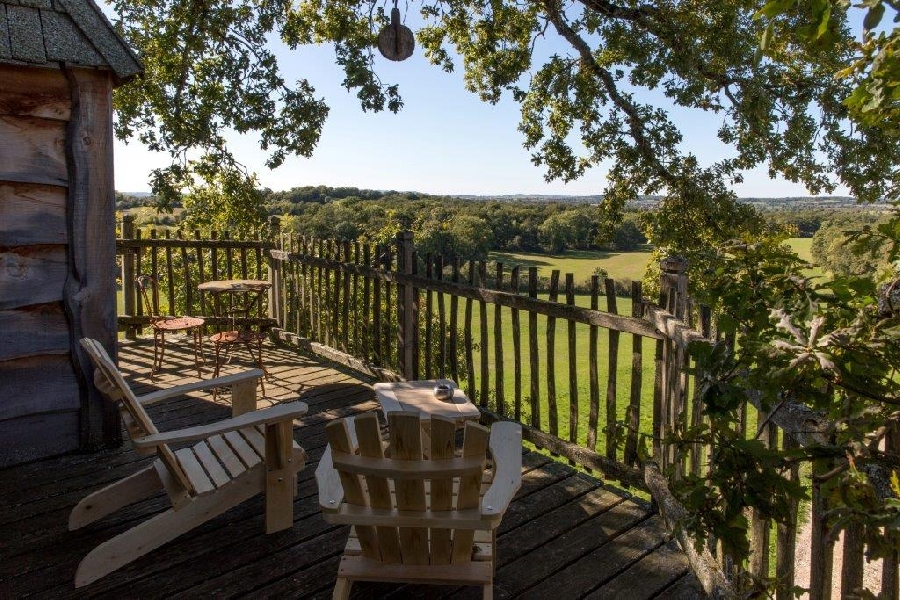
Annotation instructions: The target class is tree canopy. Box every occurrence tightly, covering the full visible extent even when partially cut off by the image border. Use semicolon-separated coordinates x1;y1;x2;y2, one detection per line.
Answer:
111;0;897;246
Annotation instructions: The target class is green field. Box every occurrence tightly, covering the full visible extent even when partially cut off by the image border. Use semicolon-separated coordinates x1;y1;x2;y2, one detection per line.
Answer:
489;246;653;285
785;237;813;263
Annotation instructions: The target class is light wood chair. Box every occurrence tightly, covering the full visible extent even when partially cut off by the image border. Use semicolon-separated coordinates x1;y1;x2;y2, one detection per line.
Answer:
316;411;522;599
71;339;308;588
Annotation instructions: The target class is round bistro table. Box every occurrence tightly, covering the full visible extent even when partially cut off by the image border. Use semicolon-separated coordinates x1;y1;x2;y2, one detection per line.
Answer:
198;279;272;397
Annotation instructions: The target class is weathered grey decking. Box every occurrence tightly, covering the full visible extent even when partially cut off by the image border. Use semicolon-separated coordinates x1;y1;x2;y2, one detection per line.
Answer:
0;339;705;598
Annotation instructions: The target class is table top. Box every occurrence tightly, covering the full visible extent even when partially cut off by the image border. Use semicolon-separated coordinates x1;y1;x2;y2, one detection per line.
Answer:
373;379;480;421
197;279;271;293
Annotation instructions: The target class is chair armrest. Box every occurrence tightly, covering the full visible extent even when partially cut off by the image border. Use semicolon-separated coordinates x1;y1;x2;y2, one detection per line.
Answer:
481;421;523;522
315;446;345;513
132;401;308;448
137;369;264;406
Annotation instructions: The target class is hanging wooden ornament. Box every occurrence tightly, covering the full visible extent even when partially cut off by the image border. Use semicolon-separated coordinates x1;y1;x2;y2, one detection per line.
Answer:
378;2;414;61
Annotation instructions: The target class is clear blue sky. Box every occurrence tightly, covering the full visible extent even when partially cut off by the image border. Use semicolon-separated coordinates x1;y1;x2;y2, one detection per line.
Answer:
111;7;851;198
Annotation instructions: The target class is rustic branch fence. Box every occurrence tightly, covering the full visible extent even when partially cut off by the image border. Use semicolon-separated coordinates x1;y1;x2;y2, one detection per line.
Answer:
115;218;897;599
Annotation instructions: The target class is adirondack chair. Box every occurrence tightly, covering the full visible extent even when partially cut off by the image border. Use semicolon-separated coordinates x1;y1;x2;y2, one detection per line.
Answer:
71;339;308;587
316;411;522;599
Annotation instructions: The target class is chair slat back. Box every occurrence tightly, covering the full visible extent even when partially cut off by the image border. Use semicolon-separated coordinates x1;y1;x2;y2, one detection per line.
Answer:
135;275;160;321
79;339;196;496
389;412;429;565
327;411;488;566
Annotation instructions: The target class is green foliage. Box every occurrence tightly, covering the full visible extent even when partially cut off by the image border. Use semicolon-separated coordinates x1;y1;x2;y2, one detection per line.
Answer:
754;0;899;197
111;0;898;236
418;213;494;260
672;230;900;593
810;211;891;276
112;0;335;214
178;167;268;233
606;218;646;252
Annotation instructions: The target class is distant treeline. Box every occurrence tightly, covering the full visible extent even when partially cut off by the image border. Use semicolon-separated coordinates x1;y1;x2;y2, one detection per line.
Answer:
116;186;889;262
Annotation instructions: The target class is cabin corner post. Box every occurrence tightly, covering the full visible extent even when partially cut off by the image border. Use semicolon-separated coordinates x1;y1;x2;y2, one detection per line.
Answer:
396;230;417;380
63;67;121;451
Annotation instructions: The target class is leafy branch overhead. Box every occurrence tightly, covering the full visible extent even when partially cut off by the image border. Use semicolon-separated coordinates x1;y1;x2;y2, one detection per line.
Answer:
112;0;896;230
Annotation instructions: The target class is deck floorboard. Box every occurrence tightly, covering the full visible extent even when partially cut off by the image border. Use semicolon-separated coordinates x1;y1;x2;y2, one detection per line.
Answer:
0;339;706;599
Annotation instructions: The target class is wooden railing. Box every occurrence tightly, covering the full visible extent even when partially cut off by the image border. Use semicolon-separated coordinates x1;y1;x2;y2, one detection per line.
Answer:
116;214;275;337
114;219;898;598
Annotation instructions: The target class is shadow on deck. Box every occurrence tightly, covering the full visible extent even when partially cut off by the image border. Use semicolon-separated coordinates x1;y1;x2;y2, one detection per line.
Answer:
0;338;705;599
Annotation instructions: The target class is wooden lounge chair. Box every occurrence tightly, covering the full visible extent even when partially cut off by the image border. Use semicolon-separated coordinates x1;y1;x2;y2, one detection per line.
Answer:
71;339;308;588
316;411;522;599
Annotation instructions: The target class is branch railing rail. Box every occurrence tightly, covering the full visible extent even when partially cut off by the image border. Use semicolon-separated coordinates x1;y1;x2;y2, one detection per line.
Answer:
114;218;896;599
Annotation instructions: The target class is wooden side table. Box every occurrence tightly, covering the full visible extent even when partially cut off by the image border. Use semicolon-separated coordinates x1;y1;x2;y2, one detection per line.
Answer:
374;379;481;425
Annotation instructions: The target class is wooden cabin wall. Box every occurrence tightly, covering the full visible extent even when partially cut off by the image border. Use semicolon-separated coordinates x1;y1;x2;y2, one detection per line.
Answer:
0;64;118;467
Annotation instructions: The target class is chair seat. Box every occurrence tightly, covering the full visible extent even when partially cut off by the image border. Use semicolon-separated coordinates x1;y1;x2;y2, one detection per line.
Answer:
210;330;266;344
161;424;305;497
155;316;205;331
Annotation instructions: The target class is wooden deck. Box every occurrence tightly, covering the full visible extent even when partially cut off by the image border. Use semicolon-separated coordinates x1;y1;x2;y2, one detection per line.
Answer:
0;338;705;599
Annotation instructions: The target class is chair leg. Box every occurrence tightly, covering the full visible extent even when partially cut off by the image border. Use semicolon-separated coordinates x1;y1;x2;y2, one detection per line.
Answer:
246;339;267;397
212;341;223;400
69;465;162;530
333;577;352;600
483;584;493;600
74;468;261;588
151;330;162;379
192;328;203;378
264;421;294;533
195;327;206;364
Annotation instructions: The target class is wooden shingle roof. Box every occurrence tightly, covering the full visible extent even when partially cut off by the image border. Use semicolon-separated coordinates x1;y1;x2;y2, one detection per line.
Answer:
0;0;141;83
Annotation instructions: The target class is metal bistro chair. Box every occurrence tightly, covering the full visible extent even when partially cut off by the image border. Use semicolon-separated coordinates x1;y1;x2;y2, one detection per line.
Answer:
202;281;272;398
136;275;205;378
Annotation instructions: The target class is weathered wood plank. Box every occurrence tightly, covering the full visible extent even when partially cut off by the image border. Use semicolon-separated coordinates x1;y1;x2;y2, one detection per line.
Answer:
605;278;620;462
566;273;578;445
499;501;652;598
0;410;79;468
0;303;70;360
478;260;489;408
464;260;476;402
0;64;71;121
494;262;505;416
0;114;67;186
520;516;669;600
449;257;460;382
546;270;560;438
0;246;67;309
511;266;522;422
625;281;644;466
0;354;79;421
528;267;540;430
585;540;690;599
0;183;66;246
587;275;600;452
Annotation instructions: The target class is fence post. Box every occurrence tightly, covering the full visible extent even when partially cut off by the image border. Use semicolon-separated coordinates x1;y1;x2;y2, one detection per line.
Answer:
659;256;689;318
656;257;689;471
396;231;417;380
268;216;282;327
121;214;137;340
